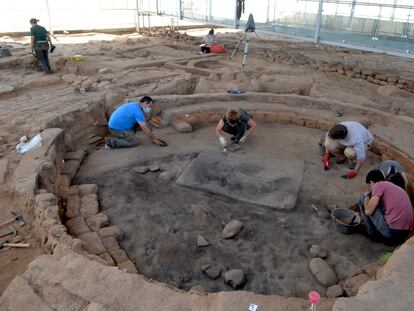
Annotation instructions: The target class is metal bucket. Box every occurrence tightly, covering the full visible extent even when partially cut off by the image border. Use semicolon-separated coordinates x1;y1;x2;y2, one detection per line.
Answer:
331;208;361;234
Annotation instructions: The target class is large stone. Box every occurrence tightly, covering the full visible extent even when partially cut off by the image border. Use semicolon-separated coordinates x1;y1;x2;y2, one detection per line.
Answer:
201;264;222;280
78;184;98;195
342;273;371;296
222;220;243;239
224;269;246;289
99;253;115;266
61;160;81;181
78;231;106;255
309;258;338;287
65;196;80;219
99;226;123;240
309;245;328;259
85;213;109;232
66;216;90;236
101;237;119;250
64;150;86;162
174;121;192;133
177;151;304;209
118;260;138;273
108;248;129;264
0;84;14;95
327;285;344;298
133;166;149;174
80;194;99;218
197;235;210;247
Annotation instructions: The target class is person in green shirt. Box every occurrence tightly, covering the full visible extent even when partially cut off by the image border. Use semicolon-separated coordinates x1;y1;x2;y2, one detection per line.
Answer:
30;18;53;74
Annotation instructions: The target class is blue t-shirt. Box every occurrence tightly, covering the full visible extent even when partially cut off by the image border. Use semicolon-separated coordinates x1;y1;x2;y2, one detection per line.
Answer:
108;102;145;131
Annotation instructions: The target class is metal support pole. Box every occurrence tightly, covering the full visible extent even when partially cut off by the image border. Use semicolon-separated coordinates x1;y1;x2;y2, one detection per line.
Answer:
178;0;183;20
45;0;53;34
135;0;140;33
234;0;238;29
266;0;270;23
208;0;212;22
314;0;324;43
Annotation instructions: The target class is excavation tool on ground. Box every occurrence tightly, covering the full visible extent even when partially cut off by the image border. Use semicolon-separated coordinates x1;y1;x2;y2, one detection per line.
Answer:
230;14;273;67
0;211;26;228
223;142;241;153
0;240;30;249
0;226;17;239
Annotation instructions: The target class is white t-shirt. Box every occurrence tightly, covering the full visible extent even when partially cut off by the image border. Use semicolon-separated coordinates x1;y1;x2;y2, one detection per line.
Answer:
330;121;374;160
202;34;216;45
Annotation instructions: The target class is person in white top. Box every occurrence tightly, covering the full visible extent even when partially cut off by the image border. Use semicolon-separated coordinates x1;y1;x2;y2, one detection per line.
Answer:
199;29;217;54
322;121;374;179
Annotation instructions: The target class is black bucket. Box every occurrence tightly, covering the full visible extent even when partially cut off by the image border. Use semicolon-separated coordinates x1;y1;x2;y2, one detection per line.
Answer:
331;208;361;234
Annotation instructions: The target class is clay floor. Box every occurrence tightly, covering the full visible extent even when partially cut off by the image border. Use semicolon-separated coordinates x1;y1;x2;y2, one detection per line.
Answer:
77;124;392;296
0;27;414;308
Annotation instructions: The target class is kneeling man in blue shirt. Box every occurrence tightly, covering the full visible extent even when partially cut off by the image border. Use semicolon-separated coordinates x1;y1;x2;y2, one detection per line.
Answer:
105;96;167;149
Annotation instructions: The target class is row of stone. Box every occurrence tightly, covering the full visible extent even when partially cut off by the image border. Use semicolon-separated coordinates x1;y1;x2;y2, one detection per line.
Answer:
60;149;138;273
308;244;382;299
276;50;414;93
197;220;246;290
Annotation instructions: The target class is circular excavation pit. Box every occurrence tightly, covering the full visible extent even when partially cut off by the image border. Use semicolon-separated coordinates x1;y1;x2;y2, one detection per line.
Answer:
76;123;393;297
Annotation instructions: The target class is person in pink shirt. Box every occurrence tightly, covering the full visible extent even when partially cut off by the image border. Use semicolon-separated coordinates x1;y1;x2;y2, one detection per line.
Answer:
359;169;413;245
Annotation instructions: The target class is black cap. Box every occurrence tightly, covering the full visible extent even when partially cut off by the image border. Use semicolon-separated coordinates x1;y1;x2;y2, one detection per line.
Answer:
30;18;39;24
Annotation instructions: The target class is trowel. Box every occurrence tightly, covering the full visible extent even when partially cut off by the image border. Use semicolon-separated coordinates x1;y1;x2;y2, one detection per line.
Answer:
223;142;241;153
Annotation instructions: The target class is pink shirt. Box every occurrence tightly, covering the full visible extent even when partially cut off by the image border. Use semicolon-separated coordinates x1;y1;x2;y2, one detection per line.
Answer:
372;181;413;230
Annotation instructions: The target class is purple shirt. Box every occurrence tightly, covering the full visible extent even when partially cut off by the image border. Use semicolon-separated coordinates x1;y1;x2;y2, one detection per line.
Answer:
372;181;413;230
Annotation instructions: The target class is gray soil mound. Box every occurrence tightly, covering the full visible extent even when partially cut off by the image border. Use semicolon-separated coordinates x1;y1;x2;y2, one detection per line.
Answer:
176;151;304;209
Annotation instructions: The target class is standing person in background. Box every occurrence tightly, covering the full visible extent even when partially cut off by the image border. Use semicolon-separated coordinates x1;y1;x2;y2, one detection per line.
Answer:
199;29;217;54
30;18;53;74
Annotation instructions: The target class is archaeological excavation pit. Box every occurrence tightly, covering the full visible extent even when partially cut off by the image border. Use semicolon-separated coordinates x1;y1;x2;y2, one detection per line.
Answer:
73;121;394;297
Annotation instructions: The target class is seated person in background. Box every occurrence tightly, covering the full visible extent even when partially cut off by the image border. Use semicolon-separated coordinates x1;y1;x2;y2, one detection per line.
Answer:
376;160;408;190
358;169;413;245
322;121;374;179
199;29;217;54
215;108;256;147
105;96;167;149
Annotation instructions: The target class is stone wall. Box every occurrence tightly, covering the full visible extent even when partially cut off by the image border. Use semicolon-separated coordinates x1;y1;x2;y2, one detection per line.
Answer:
12;126;137;274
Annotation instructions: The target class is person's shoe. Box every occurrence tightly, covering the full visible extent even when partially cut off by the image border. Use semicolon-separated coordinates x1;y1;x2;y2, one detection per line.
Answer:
335;158;346;164
104;144;112;150
348;162;356;169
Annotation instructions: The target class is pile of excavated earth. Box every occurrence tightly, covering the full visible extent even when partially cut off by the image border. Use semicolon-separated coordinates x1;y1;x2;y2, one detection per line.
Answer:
0;28;413;310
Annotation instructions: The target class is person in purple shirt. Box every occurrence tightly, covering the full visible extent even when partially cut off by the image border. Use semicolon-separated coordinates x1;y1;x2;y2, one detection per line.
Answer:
358;169;413;245
105;96;167;149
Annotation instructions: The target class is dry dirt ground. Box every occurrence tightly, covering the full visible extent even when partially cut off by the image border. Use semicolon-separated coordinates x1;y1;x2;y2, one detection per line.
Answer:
0;28;414;301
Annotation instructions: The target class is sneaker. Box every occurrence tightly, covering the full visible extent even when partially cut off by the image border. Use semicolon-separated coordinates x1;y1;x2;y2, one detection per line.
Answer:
104;144;112;150
336;158;346;164
348;162;356;169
